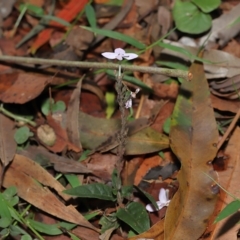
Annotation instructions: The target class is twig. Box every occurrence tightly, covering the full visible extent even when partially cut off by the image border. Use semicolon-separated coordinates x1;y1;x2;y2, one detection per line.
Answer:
0;55;189;79
217;108;240;150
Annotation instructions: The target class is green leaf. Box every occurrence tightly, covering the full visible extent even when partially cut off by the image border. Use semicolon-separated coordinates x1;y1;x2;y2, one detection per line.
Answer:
82;26;146;49
173;0;211;34
111;169;121;191
41;99;66;116
215;200;240;223
63;183;116;201
84;210;101;220
0;217;11;228
116;202;150;234
10;225;28;236
121;185;133;199
135;186;159;211
19;3;44;16
3;186;19;207
99;213;119;234
14;126;33;144
0;193;12;228
191;0;221;13
21;235;32;240
28;219;62;235
85;4;97;28
65;174;81;188
42;15;71;27
163;117;171;134
157;41;213;64
105;91;116;119
156;61;189;71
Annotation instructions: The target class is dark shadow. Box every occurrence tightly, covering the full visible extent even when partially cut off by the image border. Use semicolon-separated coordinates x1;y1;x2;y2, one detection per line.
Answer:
216;211;240;237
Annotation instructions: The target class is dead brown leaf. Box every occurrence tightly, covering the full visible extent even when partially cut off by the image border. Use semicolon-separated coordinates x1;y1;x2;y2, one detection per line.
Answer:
2;154;98;233
43;115;81;153
66;78;83;153
0;113;16;168
0;72;50;104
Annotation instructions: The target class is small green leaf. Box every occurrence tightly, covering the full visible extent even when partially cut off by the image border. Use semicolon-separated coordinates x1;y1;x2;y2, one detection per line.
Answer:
0;217;11;228
111;169;121;191
105;92;116;119
41;99;66;116
28;220;61;235
19;3;44;16
85;4;97;28
14;126;33;144
121;185;133;199
191;0;221;13
173;0;211;34
82;26;146;49
84;210;101;220
65;174;81;188
63;183;115;201
21;235;32;240
163;117;171;135
3;187;19;207
215;200;240;223
99;213;119;233
52;100;66;112
116;202;150;234
10;225;28;236
156;61;189;71
157;42;213;64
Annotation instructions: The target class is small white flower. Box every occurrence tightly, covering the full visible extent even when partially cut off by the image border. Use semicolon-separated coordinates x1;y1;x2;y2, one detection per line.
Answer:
125;88;140;109
146;188;170;212
125;98;132;109
101;48;138;61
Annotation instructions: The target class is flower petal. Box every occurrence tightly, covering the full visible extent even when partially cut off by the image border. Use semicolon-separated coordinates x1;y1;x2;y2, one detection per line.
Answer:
123;53;138;60
101;52;117;59
114;48;125;55
146;201;168;212
159;188;168;203
125;98;132;109
114;48;125;60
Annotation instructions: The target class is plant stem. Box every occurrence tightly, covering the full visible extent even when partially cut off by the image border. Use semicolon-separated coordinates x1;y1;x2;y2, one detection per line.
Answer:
114;65;129;207
0;104;37;127
0;55;189;79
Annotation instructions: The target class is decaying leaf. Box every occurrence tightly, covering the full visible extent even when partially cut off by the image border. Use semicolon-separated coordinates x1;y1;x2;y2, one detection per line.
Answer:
0;113;16;168
0;73;50;104
1;154;98;234
128;219;164;240
164;54;219;239
18;145;91;174
79;111;169;155
66;77;83;153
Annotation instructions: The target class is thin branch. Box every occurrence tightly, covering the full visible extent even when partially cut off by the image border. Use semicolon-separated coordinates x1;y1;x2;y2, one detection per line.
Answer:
0;55;189;79
217;108;240;150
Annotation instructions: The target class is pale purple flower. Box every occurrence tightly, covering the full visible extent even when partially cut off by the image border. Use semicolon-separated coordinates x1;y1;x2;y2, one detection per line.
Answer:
101;48;138;61
146;188;170;212
125;88;140;109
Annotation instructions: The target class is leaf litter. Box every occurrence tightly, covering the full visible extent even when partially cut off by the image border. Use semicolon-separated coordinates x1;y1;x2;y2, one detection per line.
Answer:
0;0;240;239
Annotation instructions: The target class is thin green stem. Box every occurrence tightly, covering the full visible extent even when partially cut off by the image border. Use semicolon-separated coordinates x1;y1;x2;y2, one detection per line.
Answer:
0;55;189;79
0;104;37;127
